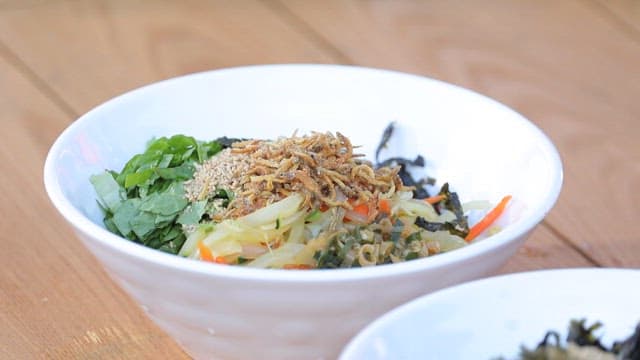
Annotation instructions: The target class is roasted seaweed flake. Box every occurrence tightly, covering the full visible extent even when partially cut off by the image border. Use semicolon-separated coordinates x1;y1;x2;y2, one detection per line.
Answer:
509;319;640;360
375;122;433;199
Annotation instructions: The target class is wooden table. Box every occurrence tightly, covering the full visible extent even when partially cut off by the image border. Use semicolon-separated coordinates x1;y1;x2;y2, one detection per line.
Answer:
1;1;638;358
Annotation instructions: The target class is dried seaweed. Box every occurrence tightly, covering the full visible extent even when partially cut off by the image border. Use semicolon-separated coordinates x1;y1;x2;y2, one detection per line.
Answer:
613;323;640;360
438;183;469;233
513;319;640;360
566;319;607;350
375;121;396;165
214;136;246;148
414;217;468;238
374;122;434;199
413;183;469;238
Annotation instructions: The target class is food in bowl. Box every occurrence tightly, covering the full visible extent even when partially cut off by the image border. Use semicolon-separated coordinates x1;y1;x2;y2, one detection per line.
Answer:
501;319;640;360
90;123;511;269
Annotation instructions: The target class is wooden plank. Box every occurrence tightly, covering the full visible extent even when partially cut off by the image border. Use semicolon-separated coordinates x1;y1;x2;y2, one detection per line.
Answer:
497;225;595;275
591;0;640;35
0;0;338;113
0;55;187;358
278;0;640;267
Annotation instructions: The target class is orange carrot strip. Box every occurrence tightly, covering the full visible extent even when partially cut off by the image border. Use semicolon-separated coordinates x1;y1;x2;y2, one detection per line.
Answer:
197;241;215;262
283;264;313;270
344;202;369;222
465;195;512;242
378;199;391;214
424;194;446;204
351;203;369;217
213;256;228;265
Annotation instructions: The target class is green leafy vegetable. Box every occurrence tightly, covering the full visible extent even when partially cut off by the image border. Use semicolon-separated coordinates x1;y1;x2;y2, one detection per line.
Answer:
91;135;229;254
390;219;404;244
405;231;422;243
211;189;233;208
90;172;124;210
405;252;419;261
304;209;322;223
236;256;250;265
314;230;359;269
177;200;207;225
139;182;188;215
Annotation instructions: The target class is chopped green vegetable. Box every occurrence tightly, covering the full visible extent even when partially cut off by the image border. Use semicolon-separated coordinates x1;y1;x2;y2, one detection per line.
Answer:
110;198;140;236
91;135;231;254
405;231;422;243
314;231;358;269
405;252;419;261
139;182;188;215
390;219;404;244
210;188;233;209
177;200;207;225
304;209;322;223
90;172;124;210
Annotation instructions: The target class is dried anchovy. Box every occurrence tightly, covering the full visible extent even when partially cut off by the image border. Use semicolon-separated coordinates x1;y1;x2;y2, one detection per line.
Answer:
212;132;405;218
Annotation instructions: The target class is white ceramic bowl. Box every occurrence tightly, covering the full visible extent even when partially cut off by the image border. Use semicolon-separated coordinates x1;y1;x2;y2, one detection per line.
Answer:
44;64;562;360
340;268;640;360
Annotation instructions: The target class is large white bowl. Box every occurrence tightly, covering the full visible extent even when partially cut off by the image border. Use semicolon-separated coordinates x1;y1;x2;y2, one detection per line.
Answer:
340;268;640;359
44;64;562;360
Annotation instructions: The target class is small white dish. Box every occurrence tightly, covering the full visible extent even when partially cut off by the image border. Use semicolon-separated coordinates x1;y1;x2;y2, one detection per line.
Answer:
340;268;640;360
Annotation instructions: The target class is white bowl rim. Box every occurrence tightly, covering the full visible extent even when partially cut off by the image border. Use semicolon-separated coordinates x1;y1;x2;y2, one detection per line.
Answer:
43;64;563;283
339;267;640;358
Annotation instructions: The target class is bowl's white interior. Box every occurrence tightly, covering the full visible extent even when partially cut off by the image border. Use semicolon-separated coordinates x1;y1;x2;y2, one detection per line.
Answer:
46;64;562;279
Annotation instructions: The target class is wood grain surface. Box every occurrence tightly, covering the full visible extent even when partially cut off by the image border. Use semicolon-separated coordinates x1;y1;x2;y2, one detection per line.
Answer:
0;0;636;358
